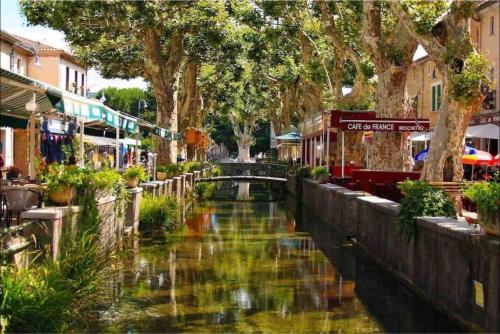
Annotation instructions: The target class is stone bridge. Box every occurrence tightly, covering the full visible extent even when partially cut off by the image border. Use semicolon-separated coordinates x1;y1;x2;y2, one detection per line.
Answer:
217;163;288;178
195;175;287;183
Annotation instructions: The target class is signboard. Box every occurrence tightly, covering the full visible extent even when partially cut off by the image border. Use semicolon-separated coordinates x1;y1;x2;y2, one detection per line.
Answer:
339;118;430;132
469;111;500;126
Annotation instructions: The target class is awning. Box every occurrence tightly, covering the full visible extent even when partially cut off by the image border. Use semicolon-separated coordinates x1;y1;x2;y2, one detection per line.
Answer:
410;131;433;142
0;114;28;129
120;138;140;145
275;131;301;141
466;124;500;140
84;135;116;146
1;68;62;118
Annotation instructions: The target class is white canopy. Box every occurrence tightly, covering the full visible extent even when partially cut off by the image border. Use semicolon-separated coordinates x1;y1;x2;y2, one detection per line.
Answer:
84;135;140;146
466;124;500;140
410;131;433;142
84;135;115;146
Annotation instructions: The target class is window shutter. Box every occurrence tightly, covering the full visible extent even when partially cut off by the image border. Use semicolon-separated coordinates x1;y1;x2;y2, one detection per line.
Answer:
437;85;442;110
432;86;436;111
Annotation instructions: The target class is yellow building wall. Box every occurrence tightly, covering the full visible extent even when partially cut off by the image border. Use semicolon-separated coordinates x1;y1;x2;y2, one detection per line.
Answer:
27;56;61;87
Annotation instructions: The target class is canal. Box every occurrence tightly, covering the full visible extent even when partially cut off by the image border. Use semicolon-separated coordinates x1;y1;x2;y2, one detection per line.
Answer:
101;182;463;333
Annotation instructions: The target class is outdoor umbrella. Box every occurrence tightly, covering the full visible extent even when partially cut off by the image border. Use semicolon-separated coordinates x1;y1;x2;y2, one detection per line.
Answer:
462;149;493;165
414;146;476;162
492;154;500;166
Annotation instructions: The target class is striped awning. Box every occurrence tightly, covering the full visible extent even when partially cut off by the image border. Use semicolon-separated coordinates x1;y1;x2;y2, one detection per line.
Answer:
1;68;62;118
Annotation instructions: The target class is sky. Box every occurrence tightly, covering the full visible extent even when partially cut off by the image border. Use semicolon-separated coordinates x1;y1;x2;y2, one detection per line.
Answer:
1;0;428;93
0;0;147;92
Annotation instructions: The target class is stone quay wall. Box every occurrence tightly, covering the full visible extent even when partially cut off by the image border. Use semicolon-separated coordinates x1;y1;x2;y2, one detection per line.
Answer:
299;178;499;332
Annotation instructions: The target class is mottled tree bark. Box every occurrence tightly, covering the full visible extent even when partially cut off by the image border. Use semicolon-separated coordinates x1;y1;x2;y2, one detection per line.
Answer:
392;0;486;181
362;0;418;170
178;61;203;161
143;28;184;164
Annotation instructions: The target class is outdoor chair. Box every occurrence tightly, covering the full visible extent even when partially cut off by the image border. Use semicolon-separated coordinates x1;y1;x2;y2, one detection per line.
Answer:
2;188;43;227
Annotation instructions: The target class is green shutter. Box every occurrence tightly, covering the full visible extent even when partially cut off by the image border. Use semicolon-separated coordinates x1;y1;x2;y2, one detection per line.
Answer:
437;85;441;110
432;86;436;111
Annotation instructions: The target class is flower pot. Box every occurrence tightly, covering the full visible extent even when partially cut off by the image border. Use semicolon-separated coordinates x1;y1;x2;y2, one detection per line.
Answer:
478;209;500;237
126;176;139;188
49;185;76;206
157;172;168;181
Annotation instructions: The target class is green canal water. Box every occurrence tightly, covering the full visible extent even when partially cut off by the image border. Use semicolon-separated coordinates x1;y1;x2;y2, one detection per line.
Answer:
101;183;463;333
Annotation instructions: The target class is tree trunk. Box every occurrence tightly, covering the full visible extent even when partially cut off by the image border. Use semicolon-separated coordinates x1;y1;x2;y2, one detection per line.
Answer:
420;78;482;181
143;28;184;164
390;1;486;181
362;0;417;170
231;117;254;163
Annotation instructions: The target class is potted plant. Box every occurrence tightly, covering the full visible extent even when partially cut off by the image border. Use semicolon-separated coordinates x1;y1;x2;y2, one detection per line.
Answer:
156;165;168;181
123;165;148;188
311;166;329;184
42;163;86;206
6;166;22;180
464;179;500;236
88;169;122;198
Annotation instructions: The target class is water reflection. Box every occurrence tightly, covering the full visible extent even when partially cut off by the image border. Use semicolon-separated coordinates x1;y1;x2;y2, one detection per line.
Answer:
101;185;462;333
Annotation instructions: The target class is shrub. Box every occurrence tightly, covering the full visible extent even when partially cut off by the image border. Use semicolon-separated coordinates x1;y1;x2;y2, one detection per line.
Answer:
311;166;329;178
397;180;456;241
87;169;121;190
139;194;179;233
211;165;222;177
1;189;110;332
42;163;87;193
122;165;148;182
156;165;169;173
195;182;217;200
464;178;500;220
295;166;312;179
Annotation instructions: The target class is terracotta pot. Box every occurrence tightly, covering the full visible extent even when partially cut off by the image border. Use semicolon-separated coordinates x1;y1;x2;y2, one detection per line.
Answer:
157;172;168;181
49;185;76;206
126;176;139;188
478;209;500;237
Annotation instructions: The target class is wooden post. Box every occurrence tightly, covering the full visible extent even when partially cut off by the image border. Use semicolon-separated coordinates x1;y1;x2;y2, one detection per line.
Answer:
28;113;36;180
341;131;345;179
135;132;140;165
115;126;120;170
79;118;84;167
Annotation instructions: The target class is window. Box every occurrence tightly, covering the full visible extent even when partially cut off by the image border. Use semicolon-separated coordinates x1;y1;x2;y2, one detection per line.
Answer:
74;70;78;93
16;58;21;74
65;67;70;91
490;16;495;36
431;83;442;112
81;73;85;96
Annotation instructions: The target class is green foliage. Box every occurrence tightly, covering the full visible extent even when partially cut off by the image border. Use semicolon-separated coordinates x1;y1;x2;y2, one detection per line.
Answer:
1;184;111;332
211;166;222;177
295;166;312;179
122;165;148;182
464;178;500;219
195;182;217;200
400;0;449;34
182;161;203;173
450;53;492;106
42;163;87;193
95;87;146;115
139;194;179;233
311;166;329;178
397;181;456;241
87;169;121;190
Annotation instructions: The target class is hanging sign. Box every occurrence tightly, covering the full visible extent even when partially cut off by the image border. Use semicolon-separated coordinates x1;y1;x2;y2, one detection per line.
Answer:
339;118;430;132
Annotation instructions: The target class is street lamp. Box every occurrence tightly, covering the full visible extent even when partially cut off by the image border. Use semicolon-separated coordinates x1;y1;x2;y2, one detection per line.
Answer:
10;41;42;71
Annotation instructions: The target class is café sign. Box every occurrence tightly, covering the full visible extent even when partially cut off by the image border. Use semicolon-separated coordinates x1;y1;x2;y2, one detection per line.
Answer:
339;118;430;132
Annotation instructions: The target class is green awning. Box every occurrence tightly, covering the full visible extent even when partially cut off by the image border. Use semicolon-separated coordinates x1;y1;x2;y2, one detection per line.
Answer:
1;68;62;118
275;131;301;141
0;114;28;129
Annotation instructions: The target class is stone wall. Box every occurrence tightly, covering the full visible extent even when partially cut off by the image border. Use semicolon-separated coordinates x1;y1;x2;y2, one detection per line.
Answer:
299;178;499;332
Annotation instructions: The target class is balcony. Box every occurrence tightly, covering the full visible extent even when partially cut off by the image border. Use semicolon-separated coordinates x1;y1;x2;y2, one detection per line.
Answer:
482;90;496;110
